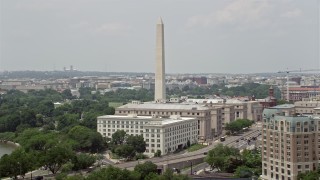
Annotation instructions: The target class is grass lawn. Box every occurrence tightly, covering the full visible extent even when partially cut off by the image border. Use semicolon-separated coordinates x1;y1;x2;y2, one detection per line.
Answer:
187;144;207;152
109;102;124;108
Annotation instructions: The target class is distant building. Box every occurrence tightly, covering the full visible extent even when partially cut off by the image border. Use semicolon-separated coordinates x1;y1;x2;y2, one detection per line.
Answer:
115;103;213;142
294;96;320;115
97;114;198;156
257;86;277;108
281;86;320;102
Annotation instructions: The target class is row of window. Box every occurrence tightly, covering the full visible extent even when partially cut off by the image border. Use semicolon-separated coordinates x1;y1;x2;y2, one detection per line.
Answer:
118;110;202;116
100;125;144;129
146;143;161;148
99;120;147;125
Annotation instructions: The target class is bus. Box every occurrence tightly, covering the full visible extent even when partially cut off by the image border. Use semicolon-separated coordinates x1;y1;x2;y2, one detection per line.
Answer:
220;136;226;142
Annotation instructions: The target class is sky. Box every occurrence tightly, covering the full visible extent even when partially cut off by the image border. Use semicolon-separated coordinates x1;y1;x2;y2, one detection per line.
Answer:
0;0;319;74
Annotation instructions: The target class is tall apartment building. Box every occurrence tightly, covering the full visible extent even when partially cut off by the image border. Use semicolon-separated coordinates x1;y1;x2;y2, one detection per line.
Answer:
261;105;319;180
97;114;198;156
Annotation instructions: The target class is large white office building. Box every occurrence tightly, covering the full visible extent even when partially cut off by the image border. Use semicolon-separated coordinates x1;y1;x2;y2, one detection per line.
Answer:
97;114;198;156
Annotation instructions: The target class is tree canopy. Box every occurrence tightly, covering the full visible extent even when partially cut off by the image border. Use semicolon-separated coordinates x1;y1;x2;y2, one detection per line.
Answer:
205;144;261;177
110;130;146;160
225;119;253;134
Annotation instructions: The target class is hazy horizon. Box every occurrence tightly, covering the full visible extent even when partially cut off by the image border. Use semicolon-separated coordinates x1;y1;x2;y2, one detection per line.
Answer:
1;0;320;74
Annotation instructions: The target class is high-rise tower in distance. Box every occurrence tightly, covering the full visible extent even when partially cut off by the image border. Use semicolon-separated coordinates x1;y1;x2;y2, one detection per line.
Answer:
155;17;166;102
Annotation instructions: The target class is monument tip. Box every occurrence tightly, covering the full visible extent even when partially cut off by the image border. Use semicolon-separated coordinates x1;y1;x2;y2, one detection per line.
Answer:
157;17;163;24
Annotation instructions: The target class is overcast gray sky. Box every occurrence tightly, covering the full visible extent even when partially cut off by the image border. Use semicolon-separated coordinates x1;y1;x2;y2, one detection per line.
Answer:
0;0;319;74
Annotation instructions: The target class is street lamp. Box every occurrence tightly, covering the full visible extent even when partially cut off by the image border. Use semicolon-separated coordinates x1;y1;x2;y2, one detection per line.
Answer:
187;161;193;175
18;162;21;178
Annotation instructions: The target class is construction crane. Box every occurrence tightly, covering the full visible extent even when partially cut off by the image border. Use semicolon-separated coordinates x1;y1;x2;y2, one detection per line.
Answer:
278;69;320;102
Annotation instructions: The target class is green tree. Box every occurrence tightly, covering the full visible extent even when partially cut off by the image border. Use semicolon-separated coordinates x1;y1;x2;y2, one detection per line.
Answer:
86;166;139;180
225;122;242;134
56;114;79;130
134;161;158;180
155;169;190;180
225;119;253;134
0;148;34;179
62;89;74;99
205;143;240;172
72;153;96;171
40;143;75;174
126;135;146;153
114;144;136;160
154;150;162;157
112;130;127;145
67;125;105;152
297;170;320;180
234;166;253;178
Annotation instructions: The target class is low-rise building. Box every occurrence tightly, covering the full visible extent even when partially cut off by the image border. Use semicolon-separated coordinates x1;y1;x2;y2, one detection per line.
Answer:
97;114;198;156
115;102;212;142
294;97;320;115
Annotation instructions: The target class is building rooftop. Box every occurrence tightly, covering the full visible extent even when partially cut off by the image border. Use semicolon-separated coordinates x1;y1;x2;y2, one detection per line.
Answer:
270;104;295;109
117;102;210;111
289;87;320;91
97;115;196;126
185;98;253;104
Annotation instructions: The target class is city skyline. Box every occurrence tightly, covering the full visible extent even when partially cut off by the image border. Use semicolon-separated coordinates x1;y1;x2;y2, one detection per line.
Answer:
1;0;320;74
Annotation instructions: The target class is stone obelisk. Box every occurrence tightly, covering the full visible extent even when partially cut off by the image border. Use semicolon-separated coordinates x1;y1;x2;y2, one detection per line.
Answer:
155;17;166;102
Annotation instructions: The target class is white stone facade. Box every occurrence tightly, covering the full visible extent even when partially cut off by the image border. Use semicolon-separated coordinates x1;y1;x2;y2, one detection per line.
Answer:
97;115;198;156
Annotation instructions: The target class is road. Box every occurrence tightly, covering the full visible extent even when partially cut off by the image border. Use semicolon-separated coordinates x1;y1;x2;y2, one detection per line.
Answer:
115;126;261;169
21;123;262;178
181;162;209;175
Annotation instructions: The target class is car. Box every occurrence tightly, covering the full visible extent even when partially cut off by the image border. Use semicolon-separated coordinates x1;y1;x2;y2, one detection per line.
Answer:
240;137;244;140
203;152;208;155
236;139;239;142
35;176;44;180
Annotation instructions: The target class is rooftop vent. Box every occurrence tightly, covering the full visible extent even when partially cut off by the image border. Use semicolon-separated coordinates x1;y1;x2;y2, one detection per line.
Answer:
152;114;159;118
132;100;141;104
170;115;181;120
128;114;138;118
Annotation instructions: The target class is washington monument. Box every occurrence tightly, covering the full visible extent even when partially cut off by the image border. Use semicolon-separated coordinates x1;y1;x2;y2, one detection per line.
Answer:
155;17;166;102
